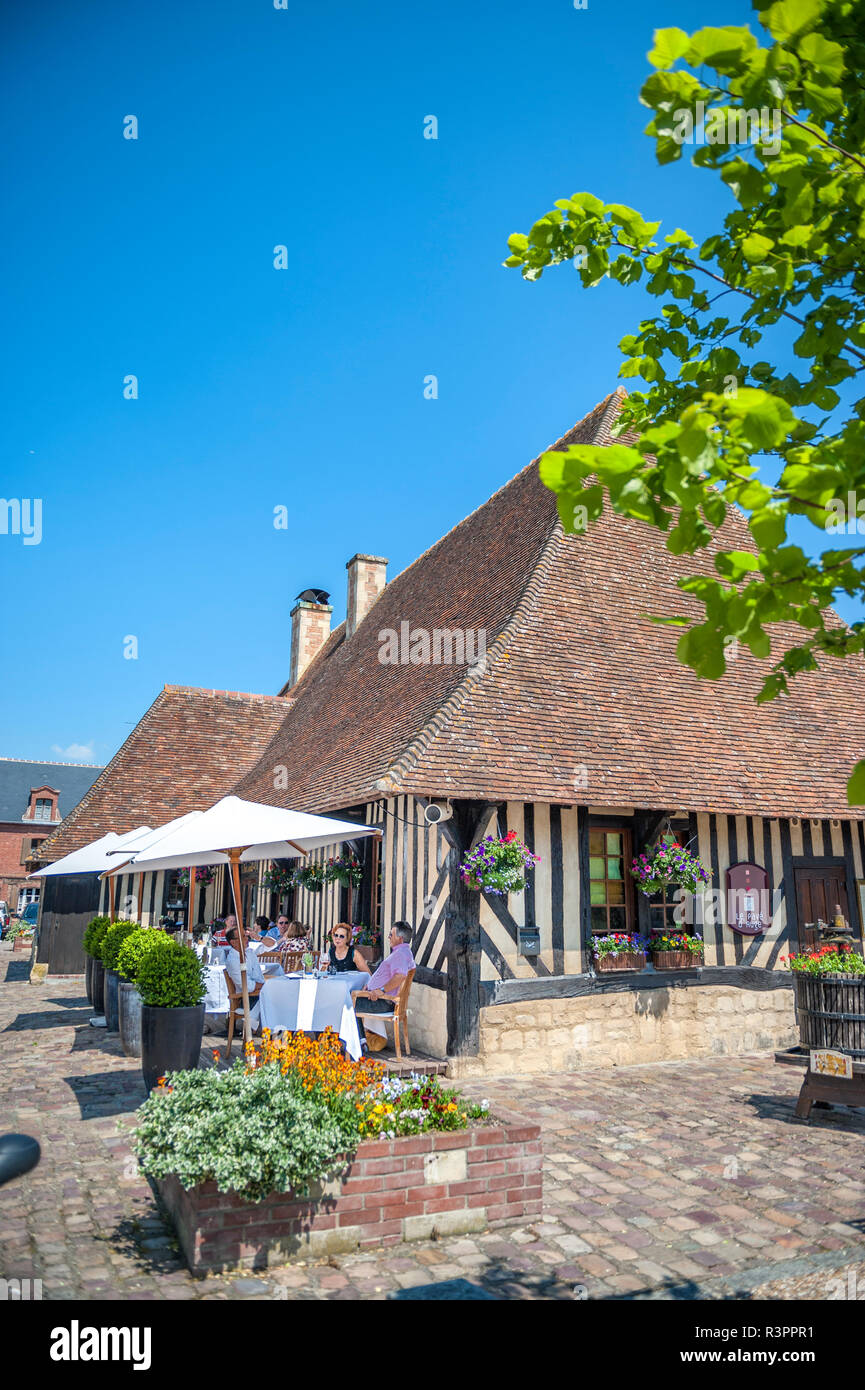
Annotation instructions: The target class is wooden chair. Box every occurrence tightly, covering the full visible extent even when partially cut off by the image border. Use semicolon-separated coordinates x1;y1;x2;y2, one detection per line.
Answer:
354;969;415;1059
281;949;305;972
257;950;284;975
222;969;262;1059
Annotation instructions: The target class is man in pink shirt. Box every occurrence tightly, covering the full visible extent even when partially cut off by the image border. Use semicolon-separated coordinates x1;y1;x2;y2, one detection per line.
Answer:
352;922;415;1046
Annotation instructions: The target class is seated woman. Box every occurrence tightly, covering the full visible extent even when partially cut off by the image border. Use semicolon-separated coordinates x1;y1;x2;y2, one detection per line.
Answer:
327;923;370;974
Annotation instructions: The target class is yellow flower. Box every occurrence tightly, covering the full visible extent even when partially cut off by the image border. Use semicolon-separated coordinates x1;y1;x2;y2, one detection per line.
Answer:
446;1102;457;1112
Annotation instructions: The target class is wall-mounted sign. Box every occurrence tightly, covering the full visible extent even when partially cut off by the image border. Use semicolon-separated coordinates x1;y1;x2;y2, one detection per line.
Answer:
726;862;769;935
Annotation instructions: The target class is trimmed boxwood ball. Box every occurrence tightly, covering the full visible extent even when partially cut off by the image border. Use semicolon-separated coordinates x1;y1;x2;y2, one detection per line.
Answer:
116;927;174;982
100;920;140;971
137;941;206;1009
82;916;111;959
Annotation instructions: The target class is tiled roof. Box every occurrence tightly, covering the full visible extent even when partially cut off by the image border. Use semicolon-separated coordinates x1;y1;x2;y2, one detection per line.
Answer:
34;686;289;862
237;390;865;820
0;760;103;824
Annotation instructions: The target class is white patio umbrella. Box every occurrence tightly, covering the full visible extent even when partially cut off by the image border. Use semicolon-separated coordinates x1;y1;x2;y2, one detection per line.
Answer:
106;796;382;1043
102;811;206;926
30;826;154;877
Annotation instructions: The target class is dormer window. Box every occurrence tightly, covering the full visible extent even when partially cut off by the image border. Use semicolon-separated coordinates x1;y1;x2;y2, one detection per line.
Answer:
33;798;53;821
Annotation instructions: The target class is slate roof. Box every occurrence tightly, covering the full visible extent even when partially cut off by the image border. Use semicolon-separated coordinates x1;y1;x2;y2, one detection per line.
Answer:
33;687;289;863
0;760;103;824
236;390;865;820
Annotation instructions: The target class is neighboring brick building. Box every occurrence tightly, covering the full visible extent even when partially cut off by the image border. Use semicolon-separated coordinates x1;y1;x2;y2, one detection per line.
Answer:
0;759;103;914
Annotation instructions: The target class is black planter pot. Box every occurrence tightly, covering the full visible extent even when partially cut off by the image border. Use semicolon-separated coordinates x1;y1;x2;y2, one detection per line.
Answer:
92;960;106;1014
118;982;143;1058
141;1003;205;1094
84;955;94;1005
104;970;121;1031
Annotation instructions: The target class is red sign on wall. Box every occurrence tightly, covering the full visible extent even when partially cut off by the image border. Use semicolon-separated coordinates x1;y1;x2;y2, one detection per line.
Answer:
726;862;770;935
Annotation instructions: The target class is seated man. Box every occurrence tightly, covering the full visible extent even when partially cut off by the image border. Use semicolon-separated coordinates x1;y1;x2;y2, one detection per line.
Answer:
224;924;266;1029
352;922;415;1051
261;912;289;946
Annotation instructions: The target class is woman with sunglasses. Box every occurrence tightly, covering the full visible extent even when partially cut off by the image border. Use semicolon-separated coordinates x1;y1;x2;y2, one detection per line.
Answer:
327;922;369;975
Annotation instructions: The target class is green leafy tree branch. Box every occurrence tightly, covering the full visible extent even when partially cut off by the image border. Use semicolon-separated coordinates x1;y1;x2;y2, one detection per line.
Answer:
504;0;865;802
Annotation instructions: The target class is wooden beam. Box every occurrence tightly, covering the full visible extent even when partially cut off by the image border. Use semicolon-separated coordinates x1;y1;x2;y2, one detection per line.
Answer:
442;801;497;1057
479;965;793;1007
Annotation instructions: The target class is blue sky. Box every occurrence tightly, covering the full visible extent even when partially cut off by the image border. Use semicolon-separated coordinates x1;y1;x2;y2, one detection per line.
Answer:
1;0;854;766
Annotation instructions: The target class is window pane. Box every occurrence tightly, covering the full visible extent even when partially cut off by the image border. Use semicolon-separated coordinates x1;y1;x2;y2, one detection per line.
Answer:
590;907;607;930
589;856;605;878
607;857;622;879
606;832;622;852
609;907;627;931
589;832;605;855
590;882;606;905
650;907;665;931
608;880;625;904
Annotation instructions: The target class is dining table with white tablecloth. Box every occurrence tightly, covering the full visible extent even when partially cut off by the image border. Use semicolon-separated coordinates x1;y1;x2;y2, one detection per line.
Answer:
257;971;371;1061
202;962;230;1015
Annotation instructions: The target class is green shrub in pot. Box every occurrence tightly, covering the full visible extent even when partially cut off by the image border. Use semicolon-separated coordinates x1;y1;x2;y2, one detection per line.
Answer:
138;942;207;1092
137;941;206;1008
82;916;111;959
116;927;173;982
100;921;140;971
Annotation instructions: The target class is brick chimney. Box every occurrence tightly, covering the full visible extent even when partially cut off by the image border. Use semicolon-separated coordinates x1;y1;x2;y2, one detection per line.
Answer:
345;554;388;639
289;590;333;687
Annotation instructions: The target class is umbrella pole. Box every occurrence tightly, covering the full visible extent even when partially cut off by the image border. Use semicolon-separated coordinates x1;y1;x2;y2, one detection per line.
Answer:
108;875;116;924
138;873;144;925
227;849;253;1047
188;870;196;943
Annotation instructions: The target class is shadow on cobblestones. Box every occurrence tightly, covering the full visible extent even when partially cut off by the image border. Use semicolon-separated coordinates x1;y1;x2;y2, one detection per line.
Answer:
3;1006;92;1031
389;1265;574;1300
4;960;31;983
746;1092;865;1131
64;1070;145;1119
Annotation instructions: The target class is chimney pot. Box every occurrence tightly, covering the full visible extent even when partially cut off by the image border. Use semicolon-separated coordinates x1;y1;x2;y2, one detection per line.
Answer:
289;596;333;687
345;553;388;639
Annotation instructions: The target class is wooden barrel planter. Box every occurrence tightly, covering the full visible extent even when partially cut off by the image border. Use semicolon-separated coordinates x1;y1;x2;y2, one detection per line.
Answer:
652;950;703;970
793;973;865;1059
595;952;647;973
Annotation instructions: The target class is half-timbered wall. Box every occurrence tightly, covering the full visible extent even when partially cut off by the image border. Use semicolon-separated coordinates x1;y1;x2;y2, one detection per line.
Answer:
365;800;865;982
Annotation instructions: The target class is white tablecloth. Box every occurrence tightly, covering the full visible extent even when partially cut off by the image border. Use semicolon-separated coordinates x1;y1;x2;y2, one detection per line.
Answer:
258;974;368;1060
203;964;229;1014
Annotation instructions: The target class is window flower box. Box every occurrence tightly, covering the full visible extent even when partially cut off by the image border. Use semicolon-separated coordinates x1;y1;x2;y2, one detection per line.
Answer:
595;951;647;972
592;934;649;972
653;949;703;970
649;932;704;970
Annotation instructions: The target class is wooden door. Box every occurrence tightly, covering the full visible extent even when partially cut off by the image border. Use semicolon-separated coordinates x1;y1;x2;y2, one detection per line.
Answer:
794;864;851;950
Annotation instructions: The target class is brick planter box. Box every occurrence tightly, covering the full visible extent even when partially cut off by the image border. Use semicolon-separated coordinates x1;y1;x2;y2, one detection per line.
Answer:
156;1106;542;1273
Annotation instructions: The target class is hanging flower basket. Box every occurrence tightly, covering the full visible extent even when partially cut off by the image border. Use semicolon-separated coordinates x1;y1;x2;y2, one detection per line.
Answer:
631;837;710;898
263;863;295;896
177;866;215;889
324;854;363;888
460;832;539;897
294;862;326;894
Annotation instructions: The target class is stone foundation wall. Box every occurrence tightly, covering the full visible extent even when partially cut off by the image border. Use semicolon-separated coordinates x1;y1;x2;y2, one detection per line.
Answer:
158;1109;541;1273
406;982;447;1057
448;983;797;1078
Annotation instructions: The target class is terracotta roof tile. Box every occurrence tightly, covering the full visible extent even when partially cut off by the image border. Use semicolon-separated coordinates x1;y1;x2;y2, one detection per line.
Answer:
237;390;865;820
35;686;288;861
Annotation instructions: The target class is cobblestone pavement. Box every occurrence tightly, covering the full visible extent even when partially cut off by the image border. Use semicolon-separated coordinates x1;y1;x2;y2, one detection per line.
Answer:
2;944;865;1301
